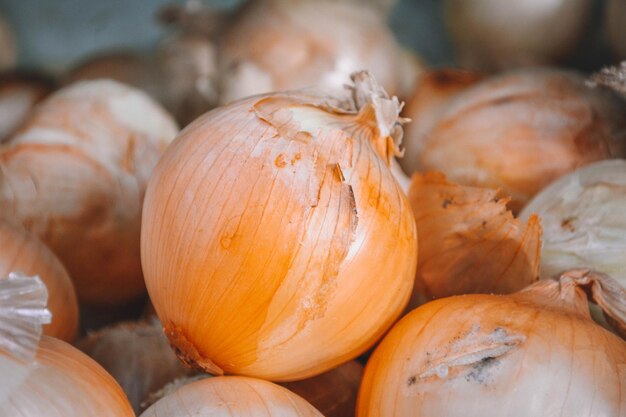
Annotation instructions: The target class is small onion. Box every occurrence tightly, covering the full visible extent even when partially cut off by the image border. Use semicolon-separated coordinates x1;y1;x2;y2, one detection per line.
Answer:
141;72;417;380
606;0;626;60
0;80;178;306
406;68;626;212
407;172;542;308
0;220;78;342
78;319;193;413
0;14;16;71
218;0;419;105
520;159;626;289
140;376;323;417
0;72;54;142
444;0;592;70
358;270;626;416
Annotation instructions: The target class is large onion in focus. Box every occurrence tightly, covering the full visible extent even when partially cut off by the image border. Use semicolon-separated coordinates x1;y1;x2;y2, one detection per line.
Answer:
444;0;592;70
521;159;626;289
141;72;417;380
218;0;419;104
358;270;626;416
0;14;16;71
405;68;626;212
0;80;178;306
606;0;626;60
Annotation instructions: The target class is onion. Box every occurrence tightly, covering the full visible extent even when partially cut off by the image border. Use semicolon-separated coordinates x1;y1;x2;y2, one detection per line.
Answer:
78;319;193;413
0;220;77;342
140;376;323;417
444;0;592;70
606;0;626;60
407;172;542;308
218;0;418;105
0;80;179;306
0;273;134;416
358;269;626;416
407;68;626;212
0;72;54;142
0;14;16;71
141;72;417;380
520;159;626;290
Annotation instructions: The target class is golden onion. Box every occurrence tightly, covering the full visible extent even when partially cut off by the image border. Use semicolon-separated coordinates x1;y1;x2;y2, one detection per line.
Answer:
141;72;417;380
358;270;626;416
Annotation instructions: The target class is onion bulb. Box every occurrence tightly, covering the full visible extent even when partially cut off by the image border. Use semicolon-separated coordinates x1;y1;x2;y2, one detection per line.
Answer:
0;14;16;71
141;71;417;380
140;376;323;417
521;159;626;290
406;68;626;212
358;269;626;416
0;220;78;342
78;319;193;413
606;0;626;60
444;0;592;70
0;80;178;306
407;172;542;308
0;72;54;142
218;0;419;105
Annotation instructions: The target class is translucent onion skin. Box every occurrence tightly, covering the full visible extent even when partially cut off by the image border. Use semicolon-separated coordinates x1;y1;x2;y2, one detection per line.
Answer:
520;159;626;288
409;68;626;212
0;80;178;306
0;14;16;71
142;74;417;380
358;271;626;417
218;0;417;105
140;376;323;417
607;0;626;60
0;220;78;342
0;336;134;416
444;0;591;70
407;172;542;308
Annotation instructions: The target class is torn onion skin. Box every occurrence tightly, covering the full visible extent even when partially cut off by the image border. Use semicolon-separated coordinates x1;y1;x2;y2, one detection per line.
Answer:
0;336;134;416
407;172;542;308
0;80;178;306
0;220;78;342
358;270;626;417
408;68;626;212
140;376;323;417
141;72;417;380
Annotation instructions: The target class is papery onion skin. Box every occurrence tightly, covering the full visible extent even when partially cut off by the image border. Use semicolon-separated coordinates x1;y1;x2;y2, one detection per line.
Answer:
407;172;541;308
218;0;417;105
142;75;417;380
140;376;323;417
0;336;134;416
411;68;626;212
0;14;16;71
444;0;591;71
607;0;626;60
0;220;78;342
520;159;626;288
0;72;54;142
0;80;178;306
357;272;626;417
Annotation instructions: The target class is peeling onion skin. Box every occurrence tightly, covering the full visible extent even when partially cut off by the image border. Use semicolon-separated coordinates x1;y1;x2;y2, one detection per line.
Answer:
0;336;134;416
607;0;626;60
0;80;179;306
218;0;418;105
141;74;417;380
0;220;78;343
407;172;542;308
78;320;193;414
444;0;592;71
140;376;323;417
412;68;626;213
520;159;626;289
0;14;16;71
0;72;55;143
358;271;626;417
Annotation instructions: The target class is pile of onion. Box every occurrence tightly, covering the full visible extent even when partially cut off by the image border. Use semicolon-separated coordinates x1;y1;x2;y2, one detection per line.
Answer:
402;68;626;211
407;172;542;308
217;0;419;105
0;80;178;306
358;269;626;416
141;71;417;380
444;0;592;70
0;273;134;416
0;13;16;71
